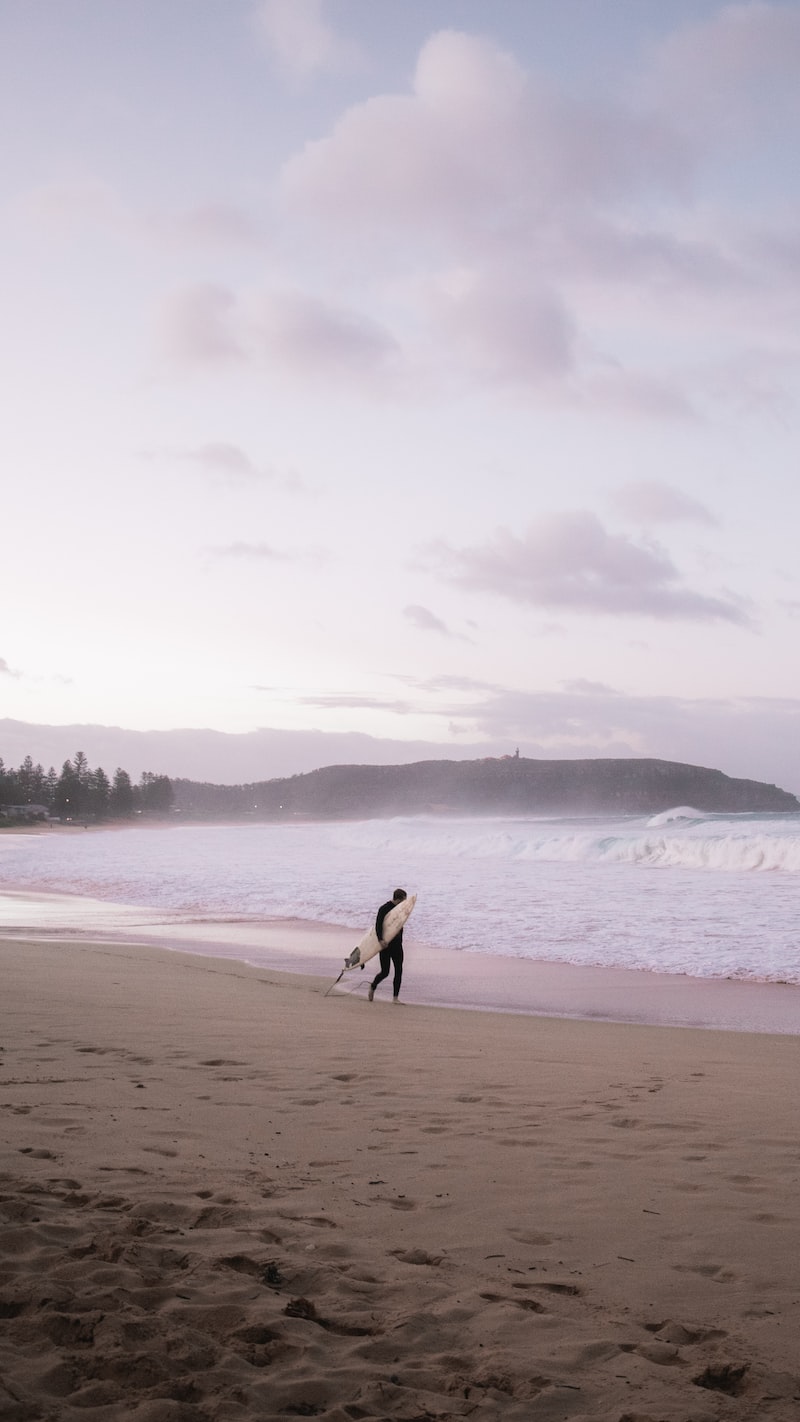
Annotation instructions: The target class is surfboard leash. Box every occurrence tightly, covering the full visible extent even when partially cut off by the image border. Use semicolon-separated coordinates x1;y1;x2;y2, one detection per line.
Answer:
323;968;346;997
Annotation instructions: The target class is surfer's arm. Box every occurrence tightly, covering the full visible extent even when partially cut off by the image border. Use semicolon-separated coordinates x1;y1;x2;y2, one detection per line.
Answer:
375;902;391;945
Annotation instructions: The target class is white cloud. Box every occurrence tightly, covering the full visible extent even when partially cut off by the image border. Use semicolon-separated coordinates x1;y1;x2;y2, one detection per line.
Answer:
428;511;748;623
256;0;363;78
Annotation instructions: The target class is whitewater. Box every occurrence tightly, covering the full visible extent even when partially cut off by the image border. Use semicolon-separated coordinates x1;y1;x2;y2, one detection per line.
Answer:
1;808;800;984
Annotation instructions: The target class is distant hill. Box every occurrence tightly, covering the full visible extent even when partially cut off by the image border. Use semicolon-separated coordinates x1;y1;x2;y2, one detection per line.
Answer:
173;756;800;820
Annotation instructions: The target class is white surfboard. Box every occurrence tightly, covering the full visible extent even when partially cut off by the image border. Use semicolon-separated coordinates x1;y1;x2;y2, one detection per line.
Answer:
344;894;416;972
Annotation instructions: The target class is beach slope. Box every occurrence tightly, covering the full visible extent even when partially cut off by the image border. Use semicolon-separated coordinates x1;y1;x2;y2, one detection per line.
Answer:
1;936;799;1420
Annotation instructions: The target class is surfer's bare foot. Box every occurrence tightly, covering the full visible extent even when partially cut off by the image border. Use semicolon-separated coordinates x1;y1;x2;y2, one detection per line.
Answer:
368;986;374;1001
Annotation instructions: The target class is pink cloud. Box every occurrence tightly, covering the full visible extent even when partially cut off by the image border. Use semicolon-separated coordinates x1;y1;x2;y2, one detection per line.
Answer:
402;605;474;641
178;443;264;480
208;541;289;560
428;511;748;623
256;0;364;78
159;283;399;387
426;268;575;385
164;204;267;249
280;29;688;235
160;284;243;365
645;2;800;137
403;604;451;635
610;481;718;527
254;290;399;379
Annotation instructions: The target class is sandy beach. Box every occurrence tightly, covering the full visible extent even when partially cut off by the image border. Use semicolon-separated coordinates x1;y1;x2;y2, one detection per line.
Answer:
2;934;799;1421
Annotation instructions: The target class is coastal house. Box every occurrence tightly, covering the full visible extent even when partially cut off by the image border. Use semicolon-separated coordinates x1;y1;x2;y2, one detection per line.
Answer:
0;804;50;823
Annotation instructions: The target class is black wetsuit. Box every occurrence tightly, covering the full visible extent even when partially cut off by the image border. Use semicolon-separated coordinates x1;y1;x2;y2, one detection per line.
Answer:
370;899;404;998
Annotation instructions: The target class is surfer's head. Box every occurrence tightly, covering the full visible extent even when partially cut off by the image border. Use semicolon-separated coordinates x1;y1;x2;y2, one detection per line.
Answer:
392;888;407;903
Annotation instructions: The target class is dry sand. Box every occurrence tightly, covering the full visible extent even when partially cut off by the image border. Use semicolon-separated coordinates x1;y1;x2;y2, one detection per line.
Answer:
1;935;799;1421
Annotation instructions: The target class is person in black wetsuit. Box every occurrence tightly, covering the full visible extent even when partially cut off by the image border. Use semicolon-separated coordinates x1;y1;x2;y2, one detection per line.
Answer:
368;888;407;1003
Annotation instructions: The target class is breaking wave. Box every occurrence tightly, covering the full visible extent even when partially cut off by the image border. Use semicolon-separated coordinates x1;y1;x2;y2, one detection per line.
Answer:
334;810;800;874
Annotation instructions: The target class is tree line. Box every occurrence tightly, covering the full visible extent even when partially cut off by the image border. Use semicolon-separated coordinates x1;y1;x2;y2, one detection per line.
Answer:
0;752;174;823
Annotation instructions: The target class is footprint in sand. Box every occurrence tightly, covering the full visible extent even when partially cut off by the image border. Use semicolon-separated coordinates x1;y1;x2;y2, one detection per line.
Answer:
507;1228;555;1247
643;1320;727;1345
479;1291;546;1314
672;1262;738;1281
390;1247;445;1266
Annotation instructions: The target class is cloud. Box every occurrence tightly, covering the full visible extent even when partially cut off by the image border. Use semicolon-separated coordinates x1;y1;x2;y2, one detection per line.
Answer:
426;268;575;386
163;203;266;249
256;0;364;78
159;284;243;365
0;657;19;677
254;290;399;381
154;22;797;414
403;604;452;636
179;443;264;481
159;284;399;387
272;28;730;407
583;369;698;420
208;541;289;560
611;481;719;527
402;605;475;643
15;181;268;260
427;511;748;623
14;177;129;234
297;694;414;714
280;30;688;232
645;2;800;139
410;683;800;790
561;679;619;696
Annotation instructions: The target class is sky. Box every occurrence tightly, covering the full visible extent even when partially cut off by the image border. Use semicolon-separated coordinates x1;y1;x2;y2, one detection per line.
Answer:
2;0;800;791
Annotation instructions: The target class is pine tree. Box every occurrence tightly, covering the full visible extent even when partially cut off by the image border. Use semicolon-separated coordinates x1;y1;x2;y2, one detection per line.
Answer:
44;768;58;810
54;760;81;819
138;771;174;816
87;767;111;820
109;768;134;818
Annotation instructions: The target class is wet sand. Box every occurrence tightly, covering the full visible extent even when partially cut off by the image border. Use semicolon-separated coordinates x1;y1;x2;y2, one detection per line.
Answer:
1;932;799;1420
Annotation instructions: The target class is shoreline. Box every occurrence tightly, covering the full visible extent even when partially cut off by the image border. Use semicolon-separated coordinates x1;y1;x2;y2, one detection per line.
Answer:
1;886;799;1035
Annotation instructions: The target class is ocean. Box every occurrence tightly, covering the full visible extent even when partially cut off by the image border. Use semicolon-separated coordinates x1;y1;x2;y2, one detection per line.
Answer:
1;808;799;985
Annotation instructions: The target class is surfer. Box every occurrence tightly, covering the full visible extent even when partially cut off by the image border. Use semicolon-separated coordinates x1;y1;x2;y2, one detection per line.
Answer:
368;889;407;1003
